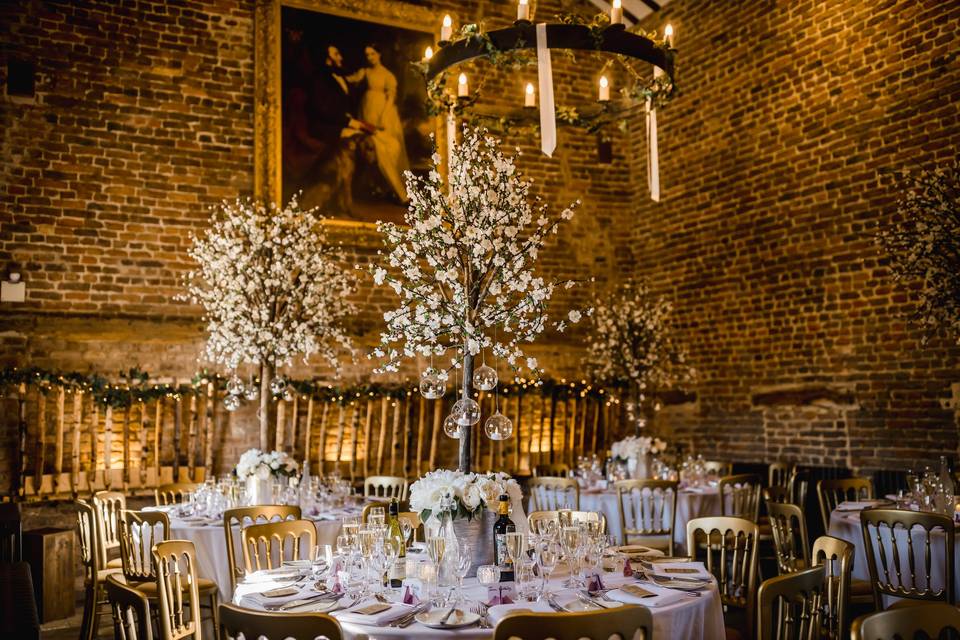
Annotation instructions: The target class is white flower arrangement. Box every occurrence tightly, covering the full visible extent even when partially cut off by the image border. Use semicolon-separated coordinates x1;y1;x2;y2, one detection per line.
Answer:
234;448;299;482
369;126;586;379
408;469;522;525
611;436;668;462
877;160;960;344
183;195;356;373
584;280;695;392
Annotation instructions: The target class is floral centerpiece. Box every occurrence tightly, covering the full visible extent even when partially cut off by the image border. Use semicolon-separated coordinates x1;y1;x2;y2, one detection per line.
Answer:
235;449;299;504
409;469;524;576
610;436;668;480
369;127;585;471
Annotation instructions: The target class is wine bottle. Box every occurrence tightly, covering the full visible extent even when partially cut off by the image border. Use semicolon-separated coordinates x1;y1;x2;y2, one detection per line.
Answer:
388;498;406;587
493;494;516;582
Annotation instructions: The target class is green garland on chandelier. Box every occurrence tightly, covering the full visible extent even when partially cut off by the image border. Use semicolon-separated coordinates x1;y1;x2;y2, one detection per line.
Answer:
415;12;678;137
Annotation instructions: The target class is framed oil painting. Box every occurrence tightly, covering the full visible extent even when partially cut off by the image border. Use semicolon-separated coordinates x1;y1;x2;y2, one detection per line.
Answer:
254;0;438;226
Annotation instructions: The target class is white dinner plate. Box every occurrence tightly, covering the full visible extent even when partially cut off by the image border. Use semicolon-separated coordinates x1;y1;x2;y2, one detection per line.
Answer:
415;608;480;629
562;597;624;611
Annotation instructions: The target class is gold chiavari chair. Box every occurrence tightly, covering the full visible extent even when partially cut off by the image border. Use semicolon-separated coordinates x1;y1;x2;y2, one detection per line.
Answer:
789;470;809;509
155;483;200;506
527;510;606;536
768;463;796;489
93;490;127;569
851;603;960;640
860;508;955;609
222;506;301;593
77;500;118;640
703;460;733;477
492;604;652;640
757;566;825;640
764;486;792;505
533;463;571;477
153;540;206;640
812;535;857;639
218;603;343;640
106;574;153;640
242;519;317;573
688;516;760;638
614;479;678;551
720;474;762;522
766;501;810;575
816;478;873;533
528;477;580;511
118;510;220;630
363;475;408;501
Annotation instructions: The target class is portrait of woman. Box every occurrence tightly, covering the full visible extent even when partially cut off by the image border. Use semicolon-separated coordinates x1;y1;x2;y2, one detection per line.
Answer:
280;7;433;225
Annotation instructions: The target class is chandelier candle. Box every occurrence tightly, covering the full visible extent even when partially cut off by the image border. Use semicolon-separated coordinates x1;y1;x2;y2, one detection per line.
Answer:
524;82;535;107
664;23;674;47
423;46;433;61
610;0;623;25
458;73;469;97
517;0;529;22
440;14;452;42
599;75;610;101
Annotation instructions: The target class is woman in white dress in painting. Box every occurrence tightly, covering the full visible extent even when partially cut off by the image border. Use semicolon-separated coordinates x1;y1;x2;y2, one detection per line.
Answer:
351;43;410;202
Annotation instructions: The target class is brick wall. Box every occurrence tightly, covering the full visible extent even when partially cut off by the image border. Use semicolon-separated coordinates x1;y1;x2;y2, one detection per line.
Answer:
632;0;960;472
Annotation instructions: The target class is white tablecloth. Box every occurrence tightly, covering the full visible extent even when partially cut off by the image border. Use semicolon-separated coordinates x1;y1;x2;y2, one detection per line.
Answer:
234;568;725;640
147;506;359;600
828;508;960;604
580;487;722;550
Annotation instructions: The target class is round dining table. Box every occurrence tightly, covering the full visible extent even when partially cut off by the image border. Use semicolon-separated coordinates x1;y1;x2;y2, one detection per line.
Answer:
233;564;726;640
579;485;722;549
147;503;362;600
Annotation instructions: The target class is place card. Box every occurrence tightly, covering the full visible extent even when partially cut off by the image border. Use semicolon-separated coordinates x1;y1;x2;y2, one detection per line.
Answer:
261;586;298;597
620;584;657;598
663;567;700;574
352;603;392;616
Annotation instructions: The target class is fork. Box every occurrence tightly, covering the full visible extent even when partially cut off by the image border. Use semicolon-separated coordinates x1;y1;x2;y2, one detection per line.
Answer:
470;602;491;628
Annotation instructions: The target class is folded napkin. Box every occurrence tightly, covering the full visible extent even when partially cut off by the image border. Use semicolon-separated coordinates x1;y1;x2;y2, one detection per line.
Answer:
244;568;300;584
243;587;322;608
333;600;413;625
607;583;686;608
836;500;883;512
647;561;712;581
488;602;553;625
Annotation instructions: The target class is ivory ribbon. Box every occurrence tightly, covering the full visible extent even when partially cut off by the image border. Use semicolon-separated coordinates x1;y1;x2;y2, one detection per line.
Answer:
536;23;556;157
647;68;662;201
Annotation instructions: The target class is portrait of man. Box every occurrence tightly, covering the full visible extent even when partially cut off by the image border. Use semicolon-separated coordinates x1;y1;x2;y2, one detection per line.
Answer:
281;7;434;224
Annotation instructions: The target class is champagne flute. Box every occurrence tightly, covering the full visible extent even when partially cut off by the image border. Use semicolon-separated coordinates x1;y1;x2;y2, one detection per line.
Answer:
427;535;446;566
561;526;582;588
504;532;527;570
400;519;414;546
454;543;472;605
535;538;560;600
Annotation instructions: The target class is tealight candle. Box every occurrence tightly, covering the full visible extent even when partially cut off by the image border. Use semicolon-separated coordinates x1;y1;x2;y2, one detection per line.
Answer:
664;23;674;47
610;0;623;25
440;14;452;42
524;82;535;107
423;46;433;61
517;0;529;21
458;73;469;97
598;75;610;102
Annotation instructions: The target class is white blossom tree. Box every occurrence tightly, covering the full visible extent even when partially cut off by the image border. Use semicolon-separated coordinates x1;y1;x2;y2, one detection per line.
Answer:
370;126;584;471
184;196;356;449
584;281;695;433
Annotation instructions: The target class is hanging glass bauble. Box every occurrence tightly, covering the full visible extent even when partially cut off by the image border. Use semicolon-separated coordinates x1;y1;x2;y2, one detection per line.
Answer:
243;384;259;401
223;394;242;412
484;411;513;440
225;375;244;396
452;397;481;426
443;414;462;439
282;387;294;402
472;364;498;391
269;376;287;395
419;370;446;399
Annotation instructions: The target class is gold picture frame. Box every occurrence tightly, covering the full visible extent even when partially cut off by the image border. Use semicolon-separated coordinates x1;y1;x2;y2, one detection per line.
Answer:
254;0;441;227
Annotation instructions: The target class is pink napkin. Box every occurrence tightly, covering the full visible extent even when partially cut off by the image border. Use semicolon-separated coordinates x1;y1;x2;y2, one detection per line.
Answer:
487;585;514;606
402;586;420;605
587;572;605;592
623;559;633;577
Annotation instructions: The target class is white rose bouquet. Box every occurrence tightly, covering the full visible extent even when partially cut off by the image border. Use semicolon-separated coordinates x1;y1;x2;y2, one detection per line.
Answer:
408;469;522;524
234;448;299;482
611;436;668;462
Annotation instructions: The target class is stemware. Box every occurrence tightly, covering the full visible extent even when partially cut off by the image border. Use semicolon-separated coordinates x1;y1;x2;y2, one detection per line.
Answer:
427;535;446;566
535;538;560;600
368;506;386;528
516;560;539;602
477;564;502;605
504;532;527;569
400;519;414;547
560;526;583;588
453;543;472;604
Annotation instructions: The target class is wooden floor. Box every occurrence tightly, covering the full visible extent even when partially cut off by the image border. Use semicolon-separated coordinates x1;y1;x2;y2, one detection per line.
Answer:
41;593;107;640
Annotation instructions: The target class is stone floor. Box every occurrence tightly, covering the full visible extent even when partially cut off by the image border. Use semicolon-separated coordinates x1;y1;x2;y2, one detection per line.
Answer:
40;593;106;640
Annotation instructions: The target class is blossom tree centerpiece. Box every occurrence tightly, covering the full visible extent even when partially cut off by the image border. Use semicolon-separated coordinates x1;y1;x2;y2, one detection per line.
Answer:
370;127;584;472
877;161;960;344
184;197;356;449
584;280;695;434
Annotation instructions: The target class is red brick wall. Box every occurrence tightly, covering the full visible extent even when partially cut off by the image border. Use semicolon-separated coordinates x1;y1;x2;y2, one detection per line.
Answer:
631;0;960;471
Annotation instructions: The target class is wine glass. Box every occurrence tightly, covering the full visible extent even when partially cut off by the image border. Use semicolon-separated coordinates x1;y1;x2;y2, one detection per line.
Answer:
368;506;386;528
516;560;539;602
400;519;414;547
427;535;446;566
504;532;527;572
560;526;582;588
535;538;560;600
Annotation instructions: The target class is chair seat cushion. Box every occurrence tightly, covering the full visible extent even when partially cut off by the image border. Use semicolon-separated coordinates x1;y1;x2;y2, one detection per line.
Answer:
96;567;122;581
851;579;873;596
130;577;218;597
106;558;123;569
888;597;937;610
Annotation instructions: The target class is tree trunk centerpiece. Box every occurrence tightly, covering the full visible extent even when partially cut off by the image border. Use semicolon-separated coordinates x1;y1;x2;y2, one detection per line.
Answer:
182;197;356;450
370;126;586;472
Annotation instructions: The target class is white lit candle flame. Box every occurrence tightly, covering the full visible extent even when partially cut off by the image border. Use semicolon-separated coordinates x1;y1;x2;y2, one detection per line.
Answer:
599;75;610;101
424;46;433;61
664;23;674;46
524;82;535;107
441;14;452;41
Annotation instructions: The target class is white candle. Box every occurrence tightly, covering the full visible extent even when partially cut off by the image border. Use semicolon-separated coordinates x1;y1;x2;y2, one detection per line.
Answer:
524;82;535;107
610;0;623;25
423;46;433;61
458;73;469;98
441;14;452;41
664;23;674;46
598;75;610;102
517;0;529;21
